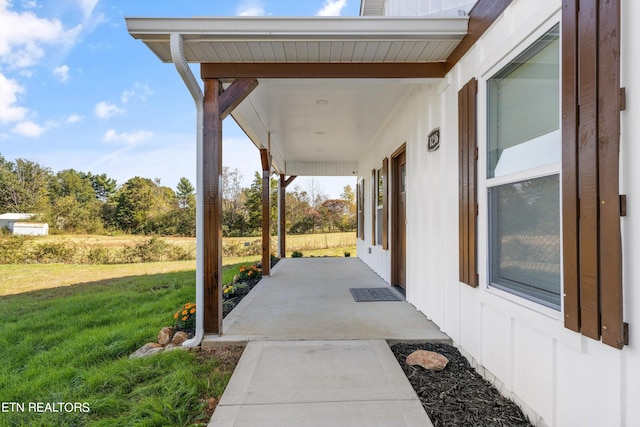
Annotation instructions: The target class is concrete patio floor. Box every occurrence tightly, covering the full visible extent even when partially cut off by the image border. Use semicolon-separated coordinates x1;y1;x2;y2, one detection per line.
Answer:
203;257;450;344
207;257;448;426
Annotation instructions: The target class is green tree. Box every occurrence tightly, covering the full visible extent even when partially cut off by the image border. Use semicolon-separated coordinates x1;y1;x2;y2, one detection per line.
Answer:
0;157;51;214
48;169;104;233
320;199;353;232
176;177;195;208
222;167;248;236
243;171;278;236
175;177;196;236
114;177;179;234
286;185;313;234
87;172;117;202
49;169;95;204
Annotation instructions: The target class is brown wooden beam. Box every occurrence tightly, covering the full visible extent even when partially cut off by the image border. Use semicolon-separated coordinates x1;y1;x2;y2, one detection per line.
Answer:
202;62;446;79
202;78;224;335
260;148;271;276
219;78;258;120
284;175;297;188
445;0;513;72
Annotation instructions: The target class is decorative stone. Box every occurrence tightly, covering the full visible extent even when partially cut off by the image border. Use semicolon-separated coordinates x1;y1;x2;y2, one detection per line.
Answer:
130;344;165;359
145;342;163;348
158;326;174;345
172;331;188;345
406;350;449;371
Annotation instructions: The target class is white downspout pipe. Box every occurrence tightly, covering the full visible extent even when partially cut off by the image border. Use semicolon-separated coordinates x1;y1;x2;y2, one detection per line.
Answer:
170;33;204;348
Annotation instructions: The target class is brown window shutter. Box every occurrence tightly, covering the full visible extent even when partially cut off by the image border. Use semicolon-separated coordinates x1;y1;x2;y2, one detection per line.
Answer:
562;0;625;348
458;78;478;287
371;168;376;246
561;0;580;333
382;157;389;250
597;0;624;349
357;179;365;240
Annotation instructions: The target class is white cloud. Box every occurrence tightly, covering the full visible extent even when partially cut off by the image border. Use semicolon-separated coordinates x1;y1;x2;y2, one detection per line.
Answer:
94;101;124;119
0;71;28;123
66;113;82;123
236;0;265;16
316;0;347;16
21;0;37;9
120;88;134;104
76;0;99;20
53;64;69;82
103;129;153;145
0;0;82;68
12;120;45;137
120;82;154;104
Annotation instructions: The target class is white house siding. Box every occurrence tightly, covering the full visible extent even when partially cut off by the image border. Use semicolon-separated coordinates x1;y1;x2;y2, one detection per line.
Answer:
357;1;640;426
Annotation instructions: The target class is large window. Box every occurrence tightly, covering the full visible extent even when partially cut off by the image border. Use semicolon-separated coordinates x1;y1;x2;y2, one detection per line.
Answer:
487;24;561;309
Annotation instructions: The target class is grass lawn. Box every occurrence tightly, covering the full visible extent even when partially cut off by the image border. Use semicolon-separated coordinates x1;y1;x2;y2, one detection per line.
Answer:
0;233;356;425
0;266;254;426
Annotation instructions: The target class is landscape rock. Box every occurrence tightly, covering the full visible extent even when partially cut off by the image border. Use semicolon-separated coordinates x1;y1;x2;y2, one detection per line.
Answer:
172;331;188;345
130;344;165;359
158;326;174;345
406;350;449;371
145;342;163;348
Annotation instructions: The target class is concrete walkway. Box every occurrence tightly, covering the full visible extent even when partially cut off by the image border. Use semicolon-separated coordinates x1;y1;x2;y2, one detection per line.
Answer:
207;258;448;426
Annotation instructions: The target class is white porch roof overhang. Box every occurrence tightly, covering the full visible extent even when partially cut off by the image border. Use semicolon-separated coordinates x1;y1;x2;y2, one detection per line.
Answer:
127;16;468;176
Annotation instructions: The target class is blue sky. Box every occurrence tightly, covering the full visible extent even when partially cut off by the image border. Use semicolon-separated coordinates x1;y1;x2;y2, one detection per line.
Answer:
0;0;359;197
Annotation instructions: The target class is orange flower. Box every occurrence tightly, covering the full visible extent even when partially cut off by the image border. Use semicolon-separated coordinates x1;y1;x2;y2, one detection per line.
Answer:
182;310;188;315
248;271;253;276
182;316;188;321
190;308;196;314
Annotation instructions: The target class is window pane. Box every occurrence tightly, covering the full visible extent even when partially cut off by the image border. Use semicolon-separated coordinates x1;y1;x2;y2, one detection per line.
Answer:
376;207;383;245
487;25;560;178
489;174;561;309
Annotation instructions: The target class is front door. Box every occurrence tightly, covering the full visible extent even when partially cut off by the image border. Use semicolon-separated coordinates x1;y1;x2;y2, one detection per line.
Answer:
392;148;407;288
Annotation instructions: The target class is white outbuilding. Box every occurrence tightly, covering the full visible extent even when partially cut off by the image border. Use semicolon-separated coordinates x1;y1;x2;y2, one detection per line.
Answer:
0;213;49;236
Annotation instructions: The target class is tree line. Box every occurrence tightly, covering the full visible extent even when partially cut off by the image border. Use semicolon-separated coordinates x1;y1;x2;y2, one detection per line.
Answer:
0;154;355;237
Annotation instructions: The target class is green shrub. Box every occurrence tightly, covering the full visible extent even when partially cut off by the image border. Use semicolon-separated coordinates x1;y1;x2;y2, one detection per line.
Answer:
120;237;191;264
0;236;30;263
30;241;78;263
291;251;303;258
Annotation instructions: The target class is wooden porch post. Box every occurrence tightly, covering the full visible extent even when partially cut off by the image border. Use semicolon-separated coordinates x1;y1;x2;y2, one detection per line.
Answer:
202;77;258;335
278;175;286;258
260;148;271;276
278;175;297;258
202;78;223;334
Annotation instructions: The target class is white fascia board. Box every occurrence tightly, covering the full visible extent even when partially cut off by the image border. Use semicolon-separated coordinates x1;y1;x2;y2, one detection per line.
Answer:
126;16;468;42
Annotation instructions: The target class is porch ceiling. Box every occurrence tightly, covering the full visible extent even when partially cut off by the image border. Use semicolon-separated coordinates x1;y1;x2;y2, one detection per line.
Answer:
126;16;468;175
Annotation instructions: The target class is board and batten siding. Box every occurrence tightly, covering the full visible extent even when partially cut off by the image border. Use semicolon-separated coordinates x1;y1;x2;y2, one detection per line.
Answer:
357;0;640;426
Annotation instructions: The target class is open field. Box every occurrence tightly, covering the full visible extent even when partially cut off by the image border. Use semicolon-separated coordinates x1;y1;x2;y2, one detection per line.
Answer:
0;233;355;295
36;231;355;252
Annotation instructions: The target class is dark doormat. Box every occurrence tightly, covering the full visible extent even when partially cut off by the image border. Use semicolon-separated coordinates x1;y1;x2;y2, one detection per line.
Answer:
349;287;403;302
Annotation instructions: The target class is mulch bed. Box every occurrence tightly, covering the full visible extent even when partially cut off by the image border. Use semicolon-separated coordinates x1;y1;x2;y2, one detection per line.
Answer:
391;343;533;427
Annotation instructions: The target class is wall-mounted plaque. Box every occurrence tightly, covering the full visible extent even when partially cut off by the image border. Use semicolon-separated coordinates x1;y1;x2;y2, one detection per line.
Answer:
428;128;440;152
